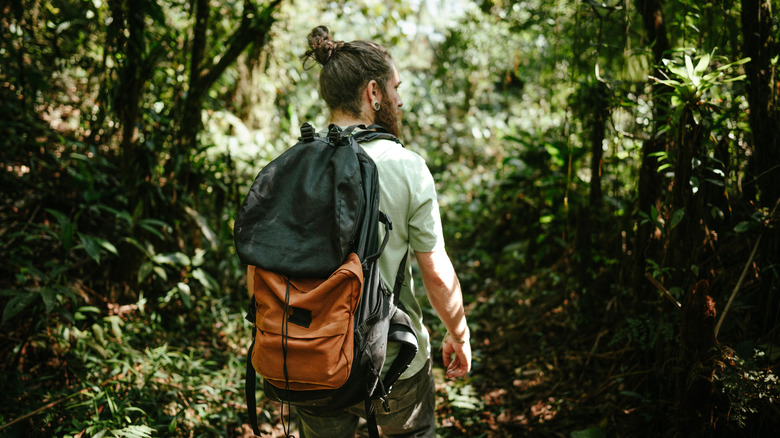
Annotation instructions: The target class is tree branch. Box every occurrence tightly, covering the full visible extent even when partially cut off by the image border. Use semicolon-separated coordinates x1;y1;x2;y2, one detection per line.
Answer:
199;0;283;89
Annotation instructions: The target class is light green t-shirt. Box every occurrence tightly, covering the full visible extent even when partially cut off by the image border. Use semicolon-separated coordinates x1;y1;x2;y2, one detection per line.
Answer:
361;138;445;380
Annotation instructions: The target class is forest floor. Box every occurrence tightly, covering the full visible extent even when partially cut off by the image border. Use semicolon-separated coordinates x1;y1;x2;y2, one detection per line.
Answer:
434;272;645;438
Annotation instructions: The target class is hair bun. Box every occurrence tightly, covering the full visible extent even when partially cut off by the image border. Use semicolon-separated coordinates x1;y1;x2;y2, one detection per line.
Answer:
306;26;343;64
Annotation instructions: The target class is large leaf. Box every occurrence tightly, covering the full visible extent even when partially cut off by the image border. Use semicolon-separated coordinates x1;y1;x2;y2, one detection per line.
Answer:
2;290;39;325
46;208;75;251
78;233;118;264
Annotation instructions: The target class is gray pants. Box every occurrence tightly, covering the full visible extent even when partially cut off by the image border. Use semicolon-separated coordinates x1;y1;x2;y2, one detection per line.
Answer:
297;359;436;438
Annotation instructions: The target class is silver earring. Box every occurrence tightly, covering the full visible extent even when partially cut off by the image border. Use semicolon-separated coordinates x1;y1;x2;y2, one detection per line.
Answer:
373;101;381;111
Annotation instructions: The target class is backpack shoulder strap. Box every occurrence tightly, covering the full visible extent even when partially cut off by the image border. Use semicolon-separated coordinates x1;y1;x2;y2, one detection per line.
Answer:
383;251;418;388
351;125;402;145
244;299;262;436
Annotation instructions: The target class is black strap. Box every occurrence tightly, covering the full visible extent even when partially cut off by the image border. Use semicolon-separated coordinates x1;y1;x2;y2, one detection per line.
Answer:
303;122;401;146
364;212;392;265
281;280;293;437
392;252;409;306
365;397;380;438
352;124;402;145
246;326;261;437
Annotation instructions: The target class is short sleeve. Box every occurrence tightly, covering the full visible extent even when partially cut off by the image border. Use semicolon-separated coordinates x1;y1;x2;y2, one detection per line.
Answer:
407;163;445;253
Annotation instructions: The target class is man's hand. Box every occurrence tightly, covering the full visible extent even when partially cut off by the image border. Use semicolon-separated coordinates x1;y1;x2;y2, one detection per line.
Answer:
442;334;472;379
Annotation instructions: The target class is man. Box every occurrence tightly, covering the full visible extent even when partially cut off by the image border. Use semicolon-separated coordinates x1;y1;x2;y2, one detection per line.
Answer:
293;26;471;437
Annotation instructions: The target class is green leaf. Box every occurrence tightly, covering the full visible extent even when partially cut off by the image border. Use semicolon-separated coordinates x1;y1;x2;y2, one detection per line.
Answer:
571;427;606;438
2;291;39;324
47;208;75;251
650;205;659;220
702;71;722;81
110;425;154;438
153;266;168;281
137;219;167;240
96;205;133;225
153;252;191;266
655;79;682;87
685;55;694;79
45;208;69;226
734;221;755;233
691;107;701;125
178;282;192;309
138;261;154;284
694;53;710;73
185;205;218;251
75;306;101;321
78;233;103;264
722;74;747;83
40;287;58;313
668;65;688;79
61;221;75;252
99;239;118;256
191;249;206;267
670;209;685;229
192;268;218;291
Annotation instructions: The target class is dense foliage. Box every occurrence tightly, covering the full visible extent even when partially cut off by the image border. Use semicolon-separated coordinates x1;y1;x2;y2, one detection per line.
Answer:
1;0;778;437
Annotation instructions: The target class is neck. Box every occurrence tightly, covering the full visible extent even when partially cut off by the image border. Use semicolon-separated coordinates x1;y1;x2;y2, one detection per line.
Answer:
330;109;373;128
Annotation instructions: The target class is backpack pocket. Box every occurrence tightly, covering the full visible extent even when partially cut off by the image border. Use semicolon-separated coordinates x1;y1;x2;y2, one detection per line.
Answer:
252;253;364;391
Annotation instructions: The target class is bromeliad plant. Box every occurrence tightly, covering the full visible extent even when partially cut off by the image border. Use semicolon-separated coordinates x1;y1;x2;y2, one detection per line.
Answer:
652;51;749;125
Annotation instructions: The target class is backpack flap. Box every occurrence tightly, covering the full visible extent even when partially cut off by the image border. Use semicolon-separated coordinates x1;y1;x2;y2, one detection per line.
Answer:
252;253;364;391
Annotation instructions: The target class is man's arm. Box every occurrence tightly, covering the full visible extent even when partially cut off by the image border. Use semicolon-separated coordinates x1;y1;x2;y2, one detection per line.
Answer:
415;249;472;379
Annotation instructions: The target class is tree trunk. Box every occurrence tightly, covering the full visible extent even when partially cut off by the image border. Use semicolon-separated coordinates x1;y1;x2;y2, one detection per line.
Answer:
175;0;283;192
678;280;717;437
589;82;609;208
115;0;147;180
741;0;780;206
662;107;705;290
632;0;671;289
741;0;780;333
178;0;210;176
576;81;610;285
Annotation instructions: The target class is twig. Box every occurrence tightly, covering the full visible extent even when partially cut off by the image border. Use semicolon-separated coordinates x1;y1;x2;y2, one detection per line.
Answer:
715;198;780;339
1;204;41;249
714;235;761;339
0;388;90;432
645;273;682;309
0;372;127;432
584;329;609;367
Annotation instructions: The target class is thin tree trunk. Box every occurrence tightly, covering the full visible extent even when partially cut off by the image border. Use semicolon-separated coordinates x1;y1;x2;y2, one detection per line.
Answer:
576;81;610;285
589;82;608;208
661;107;705;289
679;280;717;437
178;0;210;166
175;0;283;192
741;0;780;333
632;0;671;289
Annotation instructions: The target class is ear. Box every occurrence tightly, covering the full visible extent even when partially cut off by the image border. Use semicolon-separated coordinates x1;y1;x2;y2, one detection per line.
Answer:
365;79;383;105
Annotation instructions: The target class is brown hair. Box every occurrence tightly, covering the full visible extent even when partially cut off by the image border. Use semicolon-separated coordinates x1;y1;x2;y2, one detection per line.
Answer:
302;26;393;118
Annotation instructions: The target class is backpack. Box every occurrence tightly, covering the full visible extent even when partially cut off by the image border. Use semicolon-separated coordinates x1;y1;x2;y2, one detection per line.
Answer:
234;123;419;438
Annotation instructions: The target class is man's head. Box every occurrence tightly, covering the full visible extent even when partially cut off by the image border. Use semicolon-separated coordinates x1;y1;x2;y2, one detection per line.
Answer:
303;26;403;137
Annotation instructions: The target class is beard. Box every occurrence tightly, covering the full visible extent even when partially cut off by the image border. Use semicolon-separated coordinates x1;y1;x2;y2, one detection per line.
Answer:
374;97;402;139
